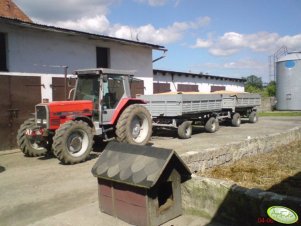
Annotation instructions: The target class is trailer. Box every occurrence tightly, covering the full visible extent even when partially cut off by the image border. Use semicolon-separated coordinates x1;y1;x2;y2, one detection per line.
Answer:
139;92;261;139
220;93;261;126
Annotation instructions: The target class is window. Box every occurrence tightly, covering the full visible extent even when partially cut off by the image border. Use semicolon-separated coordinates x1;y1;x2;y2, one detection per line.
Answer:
74;75;100;106
211;86;226;92
177;84;198;92
0;33;7;71
103;75;124;109
153;83;170;93
96;47;110;68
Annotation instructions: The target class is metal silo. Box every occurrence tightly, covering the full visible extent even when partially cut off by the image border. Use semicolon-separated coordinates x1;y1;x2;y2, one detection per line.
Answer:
276;52;301;110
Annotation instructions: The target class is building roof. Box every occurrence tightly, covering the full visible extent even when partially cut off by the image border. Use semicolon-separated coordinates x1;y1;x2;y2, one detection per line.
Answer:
0;16;165;51
0;0;32;22
91;142;191;189
154;69;246;83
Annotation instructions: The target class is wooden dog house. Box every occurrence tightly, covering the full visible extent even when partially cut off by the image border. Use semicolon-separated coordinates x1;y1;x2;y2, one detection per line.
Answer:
91;142;191;226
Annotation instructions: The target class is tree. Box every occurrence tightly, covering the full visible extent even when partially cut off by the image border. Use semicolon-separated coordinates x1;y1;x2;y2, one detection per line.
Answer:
245;75;263;90
265;81;276;97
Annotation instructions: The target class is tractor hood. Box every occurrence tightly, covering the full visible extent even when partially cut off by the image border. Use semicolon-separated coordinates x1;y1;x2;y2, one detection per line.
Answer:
46;100;93;114
36;100;93;130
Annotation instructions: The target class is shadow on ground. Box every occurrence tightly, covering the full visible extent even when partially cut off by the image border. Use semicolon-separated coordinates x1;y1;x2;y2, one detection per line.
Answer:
0;165;5;173
206;172;301;226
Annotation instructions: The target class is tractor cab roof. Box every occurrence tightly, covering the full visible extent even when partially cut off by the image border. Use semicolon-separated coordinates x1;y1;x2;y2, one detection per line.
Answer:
74;68;136;76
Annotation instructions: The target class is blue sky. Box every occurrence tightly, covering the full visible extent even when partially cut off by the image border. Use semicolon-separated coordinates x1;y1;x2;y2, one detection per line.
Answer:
15;0;301;82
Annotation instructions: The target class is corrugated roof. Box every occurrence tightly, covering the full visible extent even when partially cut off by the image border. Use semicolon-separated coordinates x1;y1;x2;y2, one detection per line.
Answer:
91;142;191;189
154;69;246;83
0;16;165;50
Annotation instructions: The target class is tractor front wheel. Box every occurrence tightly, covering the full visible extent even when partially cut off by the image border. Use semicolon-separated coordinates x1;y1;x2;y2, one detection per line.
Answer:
116;104;152;145
17;118;48;157
52;120;94;164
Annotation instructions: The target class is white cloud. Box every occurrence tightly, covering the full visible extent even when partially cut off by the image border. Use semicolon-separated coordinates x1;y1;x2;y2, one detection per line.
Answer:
189;58;268;80
14;0;115;22
39;15;210;45
194;32;301;56
50;15;110;34
223;59;266;70
134;0;181;6
193;38;212;48
135;0;168;6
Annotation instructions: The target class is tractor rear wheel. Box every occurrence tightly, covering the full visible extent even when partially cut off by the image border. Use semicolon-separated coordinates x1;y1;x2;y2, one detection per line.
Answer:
116;104;152;145
17;118;48;157
52;120;94;164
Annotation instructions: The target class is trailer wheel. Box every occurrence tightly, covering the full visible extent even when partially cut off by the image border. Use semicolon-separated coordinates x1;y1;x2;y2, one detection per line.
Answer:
116;104;152;145
178;121;192;139
232;113;241;127
249;111;258;123
205;117;218;133
52;120;94;164
17;118;48;157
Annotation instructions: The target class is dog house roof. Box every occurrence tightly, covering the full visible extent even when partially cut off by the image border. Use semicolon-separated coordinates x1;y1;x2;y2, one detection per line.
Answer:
91;142;191;189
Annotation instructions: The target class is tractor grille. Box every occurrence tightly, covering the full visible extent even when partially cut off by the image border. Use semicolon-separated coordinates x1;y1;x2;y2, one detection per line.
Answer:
36;105;48;128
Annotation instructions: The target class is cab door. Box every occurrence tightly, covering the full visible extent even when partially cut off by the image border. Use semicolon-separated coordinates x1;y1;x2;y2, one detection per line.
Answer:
102;75;126;123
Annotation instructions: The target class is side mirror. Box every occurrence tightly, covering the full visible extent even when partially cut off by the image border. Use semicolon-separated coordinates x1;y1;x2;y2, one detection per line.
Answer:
68;76;77;87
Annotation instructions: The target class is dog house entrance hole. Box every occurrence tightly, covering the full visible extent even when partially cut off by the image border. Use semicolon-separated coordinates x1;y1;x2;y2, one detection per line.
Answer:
158;181;173;213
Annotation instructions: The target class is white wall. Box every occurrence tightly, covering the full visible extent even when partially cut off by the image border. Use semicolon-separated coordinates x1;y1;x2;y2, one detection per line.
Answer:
154;72;245;92
2;23;154;94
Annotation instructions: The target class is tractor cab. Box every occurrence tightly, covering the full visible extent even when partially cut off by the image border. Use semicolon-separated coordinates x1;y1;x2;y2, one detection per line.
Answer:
73;68;134;124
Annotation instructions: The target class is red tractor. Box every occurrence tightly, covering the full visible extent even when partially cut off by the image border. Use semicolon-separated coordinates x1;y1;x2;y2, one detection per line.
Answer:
17;68;152;164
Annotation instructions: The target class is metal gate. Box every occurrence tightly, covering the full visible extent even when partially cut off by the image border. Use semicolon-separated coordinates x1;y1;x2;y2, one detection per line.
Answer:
0;75;41;150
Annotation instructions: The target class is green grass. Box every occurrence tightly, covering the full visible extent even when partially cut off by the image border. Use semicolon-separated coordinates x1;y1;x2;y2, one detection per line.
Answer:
258;111;301;117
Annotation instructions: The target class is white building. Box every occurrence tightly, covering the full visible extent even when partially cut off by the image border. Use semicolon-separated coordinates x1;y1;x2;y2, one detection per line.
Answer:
0;16;165;98
153;69;245;93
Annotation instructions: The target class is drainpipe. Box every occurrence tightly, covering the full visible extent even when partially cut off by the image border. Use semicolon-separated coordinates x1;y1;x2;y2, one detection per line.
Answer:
152;49;168;63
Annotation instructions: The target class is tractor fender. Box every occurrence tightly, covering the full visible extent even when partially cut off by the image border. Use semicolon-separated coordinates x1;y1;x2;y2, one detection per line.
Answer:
110;98;146;125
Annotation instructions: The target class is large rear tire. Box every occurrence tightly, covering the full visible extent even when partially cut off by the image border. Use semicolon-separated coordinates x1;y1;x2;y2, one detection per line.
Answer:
17;118;48;157
177;121;192;139
116;104;152;145
52;120;94;164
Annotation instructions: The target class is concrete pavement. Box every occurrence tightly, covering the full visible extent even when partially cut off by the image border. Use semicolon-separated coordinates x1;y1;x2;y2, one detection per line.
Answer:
1;116;301;226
